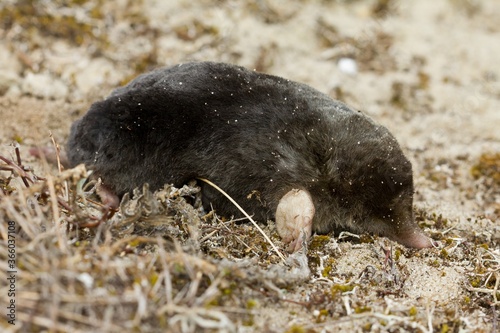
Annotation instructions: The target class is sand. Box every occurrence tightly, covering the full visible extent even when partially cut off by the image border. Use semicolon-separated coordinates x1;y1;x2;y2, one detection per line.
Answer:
0;0;499;332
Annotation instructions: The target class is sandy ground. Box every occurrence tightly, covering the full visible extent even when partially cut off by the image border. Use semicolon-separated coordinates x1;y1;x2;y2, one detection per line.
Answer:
1;0;499;332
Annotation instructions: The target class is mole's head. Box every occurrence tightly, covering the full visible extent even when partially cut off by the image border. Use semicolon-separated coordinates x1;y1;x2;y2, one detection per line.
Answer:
312;113;433;248
352;159;432;249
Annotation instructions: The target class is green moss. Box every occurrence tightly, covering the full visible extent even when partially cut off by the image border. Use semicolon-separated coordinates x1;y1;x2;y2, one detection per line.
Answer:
440;323;450;333
371;0;396;18
149;273;159;286
206;298;220;307
284;325;305;333
221;287;233;295
417;71;430;89
394;248;401;261
242;316;255;327
12;135;23;144
429;259;440;267
444;238;453;246
322;265;332;277
246;299;257;309
433;213;449;229
309;235;331;250
0;0;107;46
471;152;500;185
408;306;418;316
469;276;482;288
354;306;371;314
315;309;329;323
173;263;185;274
322;258;336;277
0;177;16;195
359;233;375;244
331;284;355;296
69;0;90;5
173;19;219;41
479;243;489;250
157;314;167;327
390;81;406;109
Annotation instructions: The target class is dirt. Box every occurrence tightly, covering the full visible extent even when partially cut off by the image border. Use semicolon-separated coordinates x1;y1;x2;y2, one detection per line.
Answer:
0;0;499;332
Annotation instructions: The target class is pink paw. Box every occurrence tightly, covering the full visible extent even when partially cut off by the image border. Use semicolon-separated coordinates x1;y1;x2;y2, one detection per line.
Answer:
275;189;315;252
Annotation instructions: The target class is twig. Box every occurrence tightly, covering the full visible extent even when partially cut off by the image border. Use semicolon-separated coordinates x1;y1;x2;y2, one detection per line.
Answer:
0;154;34;187
426;303;435;333
492;304;498;333
211;215;260;257
197;177;285;263
49;132;63;174
306;312;431;332
50;131;69;202
338;231;361;240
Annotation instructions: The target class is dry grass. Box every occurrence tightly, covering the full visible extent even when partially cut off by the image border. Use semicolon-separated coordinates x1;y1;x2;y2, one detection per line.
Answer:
1;144;498;332
0;147;309;332
1;0;499;331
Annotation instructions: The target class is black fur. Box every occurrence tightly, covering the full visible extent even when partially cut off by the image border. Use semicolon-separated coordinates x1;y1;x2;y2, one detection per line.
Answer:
67;61;418;241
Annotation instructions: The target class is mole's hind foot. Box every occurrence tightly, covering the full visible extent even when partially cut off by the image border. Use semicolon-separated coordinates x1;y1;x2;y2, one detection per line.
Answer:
30;146;69;168
275;189;315;253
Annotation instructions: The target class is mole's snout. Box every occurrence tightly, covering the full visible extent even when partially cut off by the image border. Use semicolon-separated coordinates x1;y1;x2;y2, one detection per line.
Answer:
389;224;435;249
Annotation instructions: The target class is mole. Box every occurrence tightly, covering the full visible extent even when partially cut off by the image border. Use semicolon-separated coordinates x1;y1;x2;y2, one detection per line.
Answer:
66;61;433;251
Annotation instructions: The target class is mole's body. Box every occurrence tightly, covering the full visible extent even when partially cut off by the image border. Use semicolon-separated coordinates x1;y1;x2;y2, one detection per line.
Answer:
67;61;432;250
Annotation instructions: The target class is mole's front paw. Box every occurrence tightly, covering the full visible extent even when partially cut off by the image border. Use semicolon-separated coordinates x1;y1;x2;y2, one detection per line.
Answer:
275;189;315;253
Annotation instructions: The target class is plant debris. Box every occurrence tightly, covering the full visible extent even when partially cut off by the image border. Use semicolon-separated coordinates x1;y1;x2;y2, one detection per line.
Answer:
1;0;499;332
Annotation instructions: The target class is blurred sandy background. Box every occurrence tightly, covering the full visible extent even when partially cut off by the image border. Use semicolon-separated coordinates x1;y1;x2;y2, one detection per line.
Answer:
1;0;499;332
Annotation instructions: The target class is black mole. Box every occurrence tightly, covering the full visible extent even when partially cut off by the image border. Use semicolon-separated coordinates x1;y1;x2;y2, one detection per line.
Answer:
67;61;433;251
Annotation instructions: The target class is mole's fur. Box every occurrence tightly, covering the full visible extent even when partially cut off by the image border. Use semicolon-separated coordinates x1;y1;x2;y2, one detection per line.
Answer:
67;61;432;248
